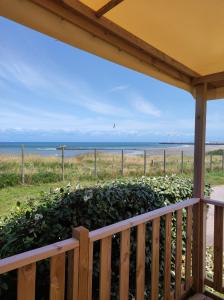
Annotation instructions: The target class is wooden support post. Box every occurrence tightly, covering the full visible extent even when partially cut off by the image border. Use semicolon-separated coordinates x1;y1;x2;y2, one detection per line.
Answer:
143;150;146;176
222;150;224;171
61;146;65;181
94;149;97;177
181;150;184;174
121;149;124;176
73;226;90;300
210;153;212;171
192;83;207;293
213;206;224;291
163;149;166;175
21;144;25;184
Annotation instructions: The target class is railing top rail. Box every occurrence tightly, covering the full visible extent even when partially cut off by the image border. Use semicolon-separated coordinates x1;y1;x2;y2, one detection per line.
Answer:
0;198;200;275
203;198;224;208
89;197;200;242
0;238;79;275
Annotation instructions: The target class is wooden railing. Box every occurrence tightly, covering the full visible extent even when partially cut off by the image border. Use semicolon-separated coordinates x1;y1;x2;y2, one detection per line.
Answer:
0;198;200;300
203;198;224;296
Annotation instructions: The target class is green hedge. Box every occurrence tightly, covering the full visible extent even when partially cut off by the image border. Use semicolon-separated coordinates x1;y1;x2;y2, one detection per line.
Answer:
0;172;61;189
0;175;210;299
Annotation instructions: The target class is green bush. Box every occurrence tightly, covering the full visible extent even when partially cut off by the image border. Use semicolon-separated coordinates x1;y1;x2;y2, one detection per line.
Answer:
0;175;211;299
0;174;20;189
207;149;224;155
25;171;61;184
0;172;61;189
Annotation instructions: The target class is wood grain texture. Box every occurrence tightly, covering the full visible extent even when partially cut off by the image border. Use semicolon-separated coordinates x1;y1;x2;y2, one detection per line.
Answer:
88;242;94;300
185;206;193;290
18;263;36;300
95;0;124;18
136;223;146;300
0;238;79;275
192;83;207;293
119;228;131;300
67;248;79;300
50;253;65;300
164;213;172;300
151;217;160;300
175;210;182;300
213;206;224;291
100;236;112;300
73;226;90;300
89;198;200;242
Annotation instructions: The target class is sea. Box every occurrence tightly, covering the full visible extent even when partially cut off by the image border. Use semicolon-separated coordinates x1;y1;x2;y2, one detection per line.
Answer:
0;142;189;157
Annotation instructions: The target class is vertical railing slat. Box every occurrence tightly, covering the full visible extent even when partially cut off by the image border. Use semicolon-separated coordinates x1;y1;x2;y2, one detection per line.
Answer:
214;206;224;291
88;242;94;300
100;236;112;300
151;217;160;300
185;206;193;290
50;253;65;300
136;223;146;300
175;209;183;299
18;263;36;300
164;213;172;300
119;228;131;300
67;247;79;300
73;227;90;300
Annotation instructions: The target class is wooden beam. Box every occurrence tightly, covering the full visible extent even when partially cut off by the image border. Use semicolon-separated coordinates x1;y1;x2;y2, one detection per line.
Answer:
192;83;207;294
193;71;224;86
193;84;207;198
30;0;197;86
95;0;124;18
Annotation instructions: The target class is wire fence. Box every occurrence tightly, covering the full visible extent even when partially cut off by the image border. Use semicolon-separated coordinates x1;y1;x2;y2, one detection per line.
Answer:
0;145;223;185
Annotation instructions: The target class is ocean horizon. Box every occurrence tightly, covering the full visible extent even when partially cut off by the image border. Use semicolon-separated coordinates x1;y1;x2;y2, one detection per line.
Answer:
0;141;192;157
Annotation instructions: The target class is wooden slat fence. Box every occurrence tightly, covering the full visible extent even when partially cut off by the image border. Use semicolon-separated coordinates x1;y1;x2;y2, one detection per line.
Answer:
203;198;224;296
0;198;200;300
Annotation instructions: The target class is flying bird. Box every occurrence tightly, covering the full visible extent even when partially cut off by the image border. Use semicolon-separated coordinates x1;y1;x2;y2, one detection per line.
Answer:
113;123;116;128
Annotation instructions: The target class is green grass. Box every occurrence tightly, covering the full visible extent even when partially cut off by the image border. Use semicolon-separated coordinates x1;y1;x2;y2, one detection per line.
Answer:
0;178;100;217
205;171;224;186
0;152;224;217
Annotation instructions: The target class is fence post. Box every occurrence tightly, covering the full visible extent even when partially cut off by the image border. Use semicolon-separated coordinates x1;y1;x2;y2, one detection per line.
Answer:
73;226;90;300
222;150;224;171
21;144;25;184
61;146;65;181
181;150;184;174
144;150;146;175
94;149;97;177
210;153;212;171
163;149;166;175
121;149;124;176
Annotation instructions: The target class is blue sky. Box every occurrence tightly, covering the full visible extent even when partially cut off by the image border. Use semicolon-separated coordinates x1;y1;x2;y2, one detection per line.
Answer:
0;17;223;142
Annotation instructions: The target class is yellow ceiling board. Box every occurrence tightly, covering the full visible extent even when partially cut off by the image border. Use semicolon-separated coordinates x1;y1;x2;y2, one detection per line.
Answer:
0;0;192;93
80;0;109;11
81;0;224;76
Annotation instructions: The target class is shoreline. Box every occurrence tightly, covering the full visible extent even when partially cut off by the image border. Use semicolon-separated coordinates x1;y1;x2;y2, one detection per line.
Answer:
0;144;224;157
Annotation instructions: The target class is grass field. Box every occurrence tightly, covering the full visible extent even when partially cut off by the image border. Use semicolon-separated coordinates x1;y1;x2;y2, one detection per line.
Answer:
0;152;224;216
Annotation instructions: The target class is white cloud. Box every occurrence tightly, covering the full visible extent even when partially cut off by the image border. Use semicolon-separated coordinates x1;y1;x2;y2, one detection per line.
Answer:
0;60;50;90
108;85;129;93
130;95;161;117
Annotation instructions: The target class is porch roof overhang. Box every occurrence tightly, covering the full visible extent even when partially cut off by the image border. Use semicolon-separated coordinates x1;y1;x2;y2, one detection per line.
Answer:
1;0;224;100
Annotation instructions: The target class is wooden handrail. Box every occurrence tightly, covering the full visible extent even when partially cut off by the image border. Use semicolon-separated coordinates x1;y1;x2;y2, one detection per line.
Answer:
89;198;200;242
203;198;224;207
0;238;79;274
0;198;199;300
